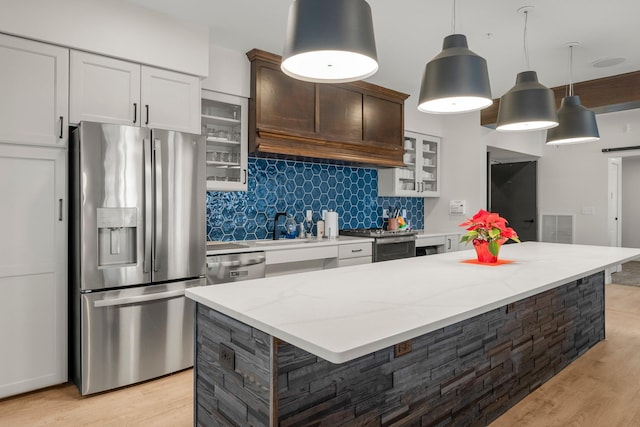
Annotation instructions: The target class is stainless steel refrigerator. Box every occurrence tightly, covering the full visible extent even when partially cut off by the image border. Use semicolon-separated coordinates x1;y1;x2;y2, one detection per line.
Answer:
69;121;206;395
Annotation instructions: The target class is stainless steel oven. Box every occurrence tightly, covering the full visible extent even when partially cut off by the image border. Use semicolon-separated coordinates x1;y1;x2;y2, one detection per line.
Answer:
339;229;417;262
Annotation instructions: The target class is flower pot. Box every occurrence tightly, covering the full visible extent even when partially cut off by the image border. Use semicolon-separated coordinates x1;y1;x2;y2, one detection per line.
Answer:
473;240;499;263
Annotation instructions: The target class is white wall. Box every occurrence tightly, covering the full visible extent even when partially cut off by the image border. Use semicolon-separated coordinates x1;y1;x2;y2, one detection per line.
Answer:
622;156;640;248
421;112;486;233
538;108;640;246
484;127;545;158
404;97;444;137
0;0;209;76
202;44;250;98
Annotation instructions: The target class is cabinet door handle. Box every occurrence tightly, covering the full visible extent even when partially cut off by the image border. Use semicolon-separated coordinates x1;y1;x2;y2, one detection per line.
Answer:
59;116;64;139
145;104;149;125
58;199;63;221
447;238;451;250
133;103;137;124
242;168;247;184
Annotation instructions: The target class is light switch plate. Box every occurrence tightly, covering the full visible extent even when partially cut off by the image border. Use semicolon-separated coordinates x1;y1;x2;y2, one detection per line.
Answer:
581;207;595;215
449;200;466;215
382;209;389;219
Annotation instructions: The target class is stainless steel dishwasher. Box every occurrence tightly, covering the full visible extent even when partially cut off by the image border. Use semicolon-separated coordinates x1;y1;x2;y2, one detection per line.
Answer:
206;252;266;284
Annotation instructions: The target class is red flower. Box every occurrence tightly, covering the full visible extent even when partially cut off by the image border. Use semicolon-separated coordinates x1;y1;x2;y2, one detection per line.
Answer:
459;209;520;255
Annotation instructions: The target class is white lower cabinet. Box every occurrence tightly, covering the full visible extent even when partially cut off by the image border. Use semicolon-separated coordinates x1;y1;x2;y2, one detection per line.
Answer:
265;245;338;277
0;144;67;398
337;242;372;267
445;234;460;252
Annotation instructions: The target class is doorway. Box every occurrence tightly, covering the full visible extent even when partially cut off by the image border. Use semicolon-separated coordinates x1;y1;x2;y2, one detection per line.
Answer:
489;161;538;242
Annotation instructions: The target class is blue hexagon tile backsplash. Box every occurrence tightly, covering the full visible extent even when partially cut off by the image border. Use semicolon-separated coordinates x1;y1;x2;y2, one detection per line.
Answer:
206;157;424;241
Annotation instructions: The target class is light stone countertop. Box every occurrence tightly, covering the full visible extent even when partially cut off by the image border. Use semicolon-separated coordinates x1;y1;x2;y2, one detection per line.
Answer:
187;242;640;364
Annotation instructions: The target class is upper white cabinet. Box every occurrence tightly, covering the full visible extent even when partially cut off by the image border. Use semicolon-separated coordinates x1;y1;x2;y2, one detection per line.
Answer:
141;66;201;133
0;34;69;147
70;51;201;134
378;131;441;198
202;90;248;191
70;51;141;126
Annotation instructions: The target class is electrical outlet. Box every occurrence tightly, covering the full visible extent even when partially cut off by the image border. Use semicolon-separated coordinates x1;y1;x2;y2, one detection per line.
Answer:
383;209;389;219
394;340;412;357
219;343;235;370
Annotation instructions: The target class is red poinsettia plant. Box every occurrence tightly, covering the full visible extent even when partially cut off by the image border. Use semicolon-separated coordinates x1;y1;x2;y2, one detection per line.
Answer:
459;209;520;256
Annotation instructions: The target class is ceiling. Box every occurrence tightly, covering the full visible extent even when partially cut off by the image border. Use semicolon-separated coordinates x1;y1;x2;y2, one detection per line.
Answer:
126;0;640;103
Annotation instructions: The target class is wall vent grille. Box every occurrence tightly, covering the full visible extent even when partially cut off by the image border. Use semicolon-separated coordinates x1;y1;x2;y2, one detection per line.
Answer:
540;214;575;244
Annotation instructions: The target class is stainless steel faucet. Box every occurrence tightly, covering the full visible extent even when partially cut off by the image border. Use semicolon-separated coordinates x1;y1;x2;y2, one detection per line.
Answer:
273;212;287;240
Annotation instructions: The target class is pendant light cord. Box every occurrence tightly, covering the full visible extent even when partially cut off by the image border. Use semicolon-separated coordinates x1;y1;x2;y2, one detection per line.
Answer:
523;10;530;70
451;0;457;34
569;45;574;96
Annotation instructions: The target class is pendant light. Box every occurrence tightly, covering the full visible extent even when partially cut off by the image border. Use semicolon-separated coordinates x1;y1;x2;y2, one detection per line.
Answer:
417;0;492;114
281;0;378;83
496;7;558;132
546;44;600;145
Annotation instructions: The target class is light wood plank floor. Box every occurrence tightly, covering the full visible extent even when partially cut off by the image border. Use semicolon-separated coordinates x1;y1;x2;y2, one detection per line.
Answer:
1;284;639;426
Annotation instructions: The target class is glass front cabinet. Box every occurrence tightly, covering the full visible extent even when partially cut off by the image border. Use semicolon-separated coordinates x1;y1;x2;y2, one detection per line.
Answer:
202;90;248;191
378;131;441;198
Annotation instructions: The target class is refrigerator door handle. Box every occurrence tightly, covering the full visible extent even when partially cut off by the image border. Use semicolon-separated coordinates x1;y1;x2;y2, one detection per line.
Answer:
93;288;185;308
143;139;152;273
154;139;163;272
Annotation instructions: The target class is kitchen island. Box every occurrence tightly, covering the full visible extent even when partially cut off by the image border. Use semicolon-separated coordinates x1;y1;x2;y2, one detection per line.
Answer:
186;242;640;426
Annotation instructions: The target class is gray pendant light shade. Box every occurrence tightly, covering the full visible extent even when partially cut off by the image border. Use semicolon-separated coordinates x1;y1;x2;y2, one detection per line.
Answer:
417;34;492;114
496;71;558;132
546;96;600;145
281;0;378;83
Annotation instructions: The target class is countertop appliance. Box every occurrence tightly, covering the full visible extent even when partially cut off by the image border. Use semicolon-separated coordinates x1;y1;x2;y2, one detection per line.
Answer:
339;228;417;262
206;252;266;284
69;121;206;395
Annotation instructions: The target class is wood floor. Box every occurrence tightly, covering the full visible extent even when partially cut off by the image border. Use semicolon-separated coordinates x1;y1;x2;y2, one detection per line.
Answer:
1;284;640;426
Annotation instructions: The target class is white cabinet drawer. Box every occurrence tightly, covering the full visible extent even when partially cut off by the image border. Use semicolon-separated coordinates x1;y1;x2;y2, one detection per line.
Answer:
338;242;372;260
266;245;338;265
416;235;446;247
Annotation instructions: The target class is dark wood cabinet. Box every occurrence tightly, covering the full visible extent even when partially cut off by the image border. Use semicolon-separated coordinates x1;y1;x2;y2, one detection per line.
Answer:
247;49;408;167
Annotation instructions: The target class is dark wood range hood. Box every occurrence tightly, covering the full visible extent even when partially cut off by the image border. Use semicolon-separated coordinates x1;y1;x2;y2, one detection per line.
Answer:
246;49;409;168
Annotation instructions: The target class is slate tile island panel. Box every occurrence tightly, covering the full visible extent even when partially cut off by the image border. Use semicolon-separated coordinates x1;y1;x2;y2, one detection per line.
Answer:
206;157;424;241
194;271;605;426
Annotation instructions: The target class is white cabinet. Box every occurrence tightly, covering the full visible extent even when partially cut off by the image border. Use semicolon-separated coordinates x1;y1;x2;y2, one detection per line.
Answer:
0;144;67;398
265;245;338;277
0;34;69;148
445;234;460;252
70;50;201;134
70;51;140;126
202;90;248;191
338;242;372;267
141;66;201;133
378;131;441;198
0;33;68;398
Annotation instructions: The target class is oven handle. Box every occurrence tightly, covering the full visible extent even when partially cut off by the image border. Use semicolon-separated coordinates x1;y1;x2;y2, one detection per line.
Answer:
375;236;417;245
93;289;185;308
